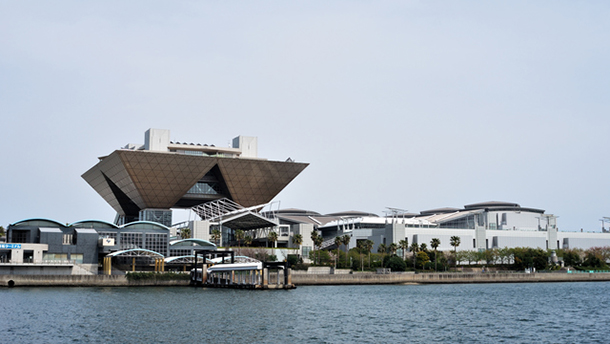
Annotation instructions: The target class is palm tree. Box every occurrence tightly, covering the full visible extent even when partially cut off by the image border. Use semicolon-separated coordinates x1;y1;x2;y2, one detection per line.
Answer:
292;234;303;256
420;243;427;252
430;238;440;272
357;240;365;271
342;235;351;267
334;236;343;267
211;229;221;246
364;239;374;269
314;236;323;265
377;243;387;266
235;229;245;254
244;235;253;247
399;239;409;260
180;227;191;240
311;231;320;264
410;243;419;270
388;243;398;256
292;233;303;247
450;236;461;269
268;231;278;248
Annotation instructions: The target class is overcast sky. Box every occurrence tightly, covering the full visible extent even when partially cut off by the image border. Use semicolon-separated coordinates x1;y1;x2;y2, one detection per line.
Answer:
1;1;609;232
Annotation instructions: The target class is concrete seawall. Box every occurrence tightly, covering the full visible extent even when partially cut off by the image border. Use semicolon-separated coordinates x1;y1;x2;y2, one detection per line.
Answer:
291;272;610;285
3;272;610;287
0;274;190;287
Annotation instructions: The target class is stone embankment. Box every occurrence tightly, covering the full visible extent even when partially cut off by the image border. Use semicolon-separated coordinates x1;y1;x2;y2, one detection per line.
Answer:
291;271;610;285
0;274;190;287
3;271;610;287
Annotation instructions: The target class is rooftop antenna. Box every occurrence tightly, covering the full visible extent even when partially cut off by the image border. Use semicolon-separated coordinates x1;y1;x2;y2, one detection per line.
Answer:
384;207;408;223
600;217;610;233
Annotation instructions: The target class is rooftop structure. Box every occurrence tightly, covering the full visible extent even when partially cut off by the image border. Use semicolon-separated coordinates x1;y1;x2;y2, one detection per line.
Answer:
82;129;308;226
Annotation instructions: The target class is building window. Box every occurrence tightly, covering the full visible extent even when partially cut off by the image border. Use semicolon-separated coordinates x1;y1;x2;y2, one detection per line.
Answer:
11;230;28;243
302;246;312;258
145;233;168;256
186;181;220;195
121;232;143;250
63;234;73;245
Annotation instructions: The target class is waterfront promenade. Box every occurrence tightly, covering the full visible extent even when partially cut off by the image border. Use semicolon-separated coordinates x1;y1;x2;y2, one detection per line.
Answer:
2;270;610;287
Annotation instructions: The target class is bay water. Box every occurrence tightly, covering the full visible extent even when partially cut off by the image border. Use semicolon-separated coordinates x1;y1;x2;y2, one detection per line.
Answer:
1;282;608;343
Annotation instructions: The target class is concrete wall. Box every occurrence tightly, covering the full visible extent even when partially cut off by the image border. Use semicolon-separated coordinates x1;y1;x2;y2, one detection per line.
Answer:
291;271;610;285
0;274;191;287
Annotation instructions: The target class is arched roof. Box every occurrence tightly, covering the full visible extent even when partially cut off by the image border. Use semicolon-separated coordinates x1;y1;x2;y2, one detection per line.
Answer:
106;248;164;258
274;208;322;216
164;255;210;263
70;219;118;229
326;210;379;218
10;218;66;227
464;201;520;209
169;238;217;249
121;221;170;231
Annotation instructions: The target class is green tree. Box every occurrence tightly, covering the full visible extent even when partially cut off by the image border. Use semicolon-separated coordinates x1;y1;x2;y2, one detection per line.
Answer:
385;255;406;272
0;226;4;237
388;243;398;256
342;235;351;267
430;238;440;272
563;249;582;267
268;231;278;248
416;251;430;269
498;247;511;265
511;247;549;271
211;229;221;246
583;249;608;269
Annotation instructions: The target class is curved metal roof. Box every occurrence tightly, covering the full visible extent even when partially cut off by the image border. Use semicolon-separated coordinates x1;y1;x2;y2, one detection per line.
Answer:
169;238;217;248
121;221;170;231
464;201;520;209
419;207;461;216
106;248;164;258
70;219;119;228
10;218;66;227
164;255;208;263
326;210;379;218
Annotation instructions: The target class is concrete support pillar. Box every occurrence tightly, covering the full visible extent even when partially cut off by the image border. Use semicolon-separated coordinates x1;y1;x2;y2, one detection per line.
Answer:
263;268;268;286
286;268;291;286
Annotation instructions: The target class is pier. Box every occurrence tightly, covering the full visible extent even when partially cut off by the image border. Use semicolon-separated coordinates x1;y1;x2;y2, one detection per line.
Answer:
190;250;295;290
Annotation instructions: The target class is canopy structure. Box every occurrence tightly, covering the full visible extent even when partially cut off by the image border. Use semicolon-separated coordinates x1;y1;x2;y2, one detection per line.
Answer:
164;255;208;264
208;255;261;264
169;238;217;250
191;198;278;230
106;248;165;258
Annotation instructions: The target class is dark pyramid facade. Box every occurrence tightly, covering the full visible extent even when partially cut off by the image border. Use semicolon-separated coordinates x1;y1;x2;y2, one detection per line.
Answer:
82;150;308;219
